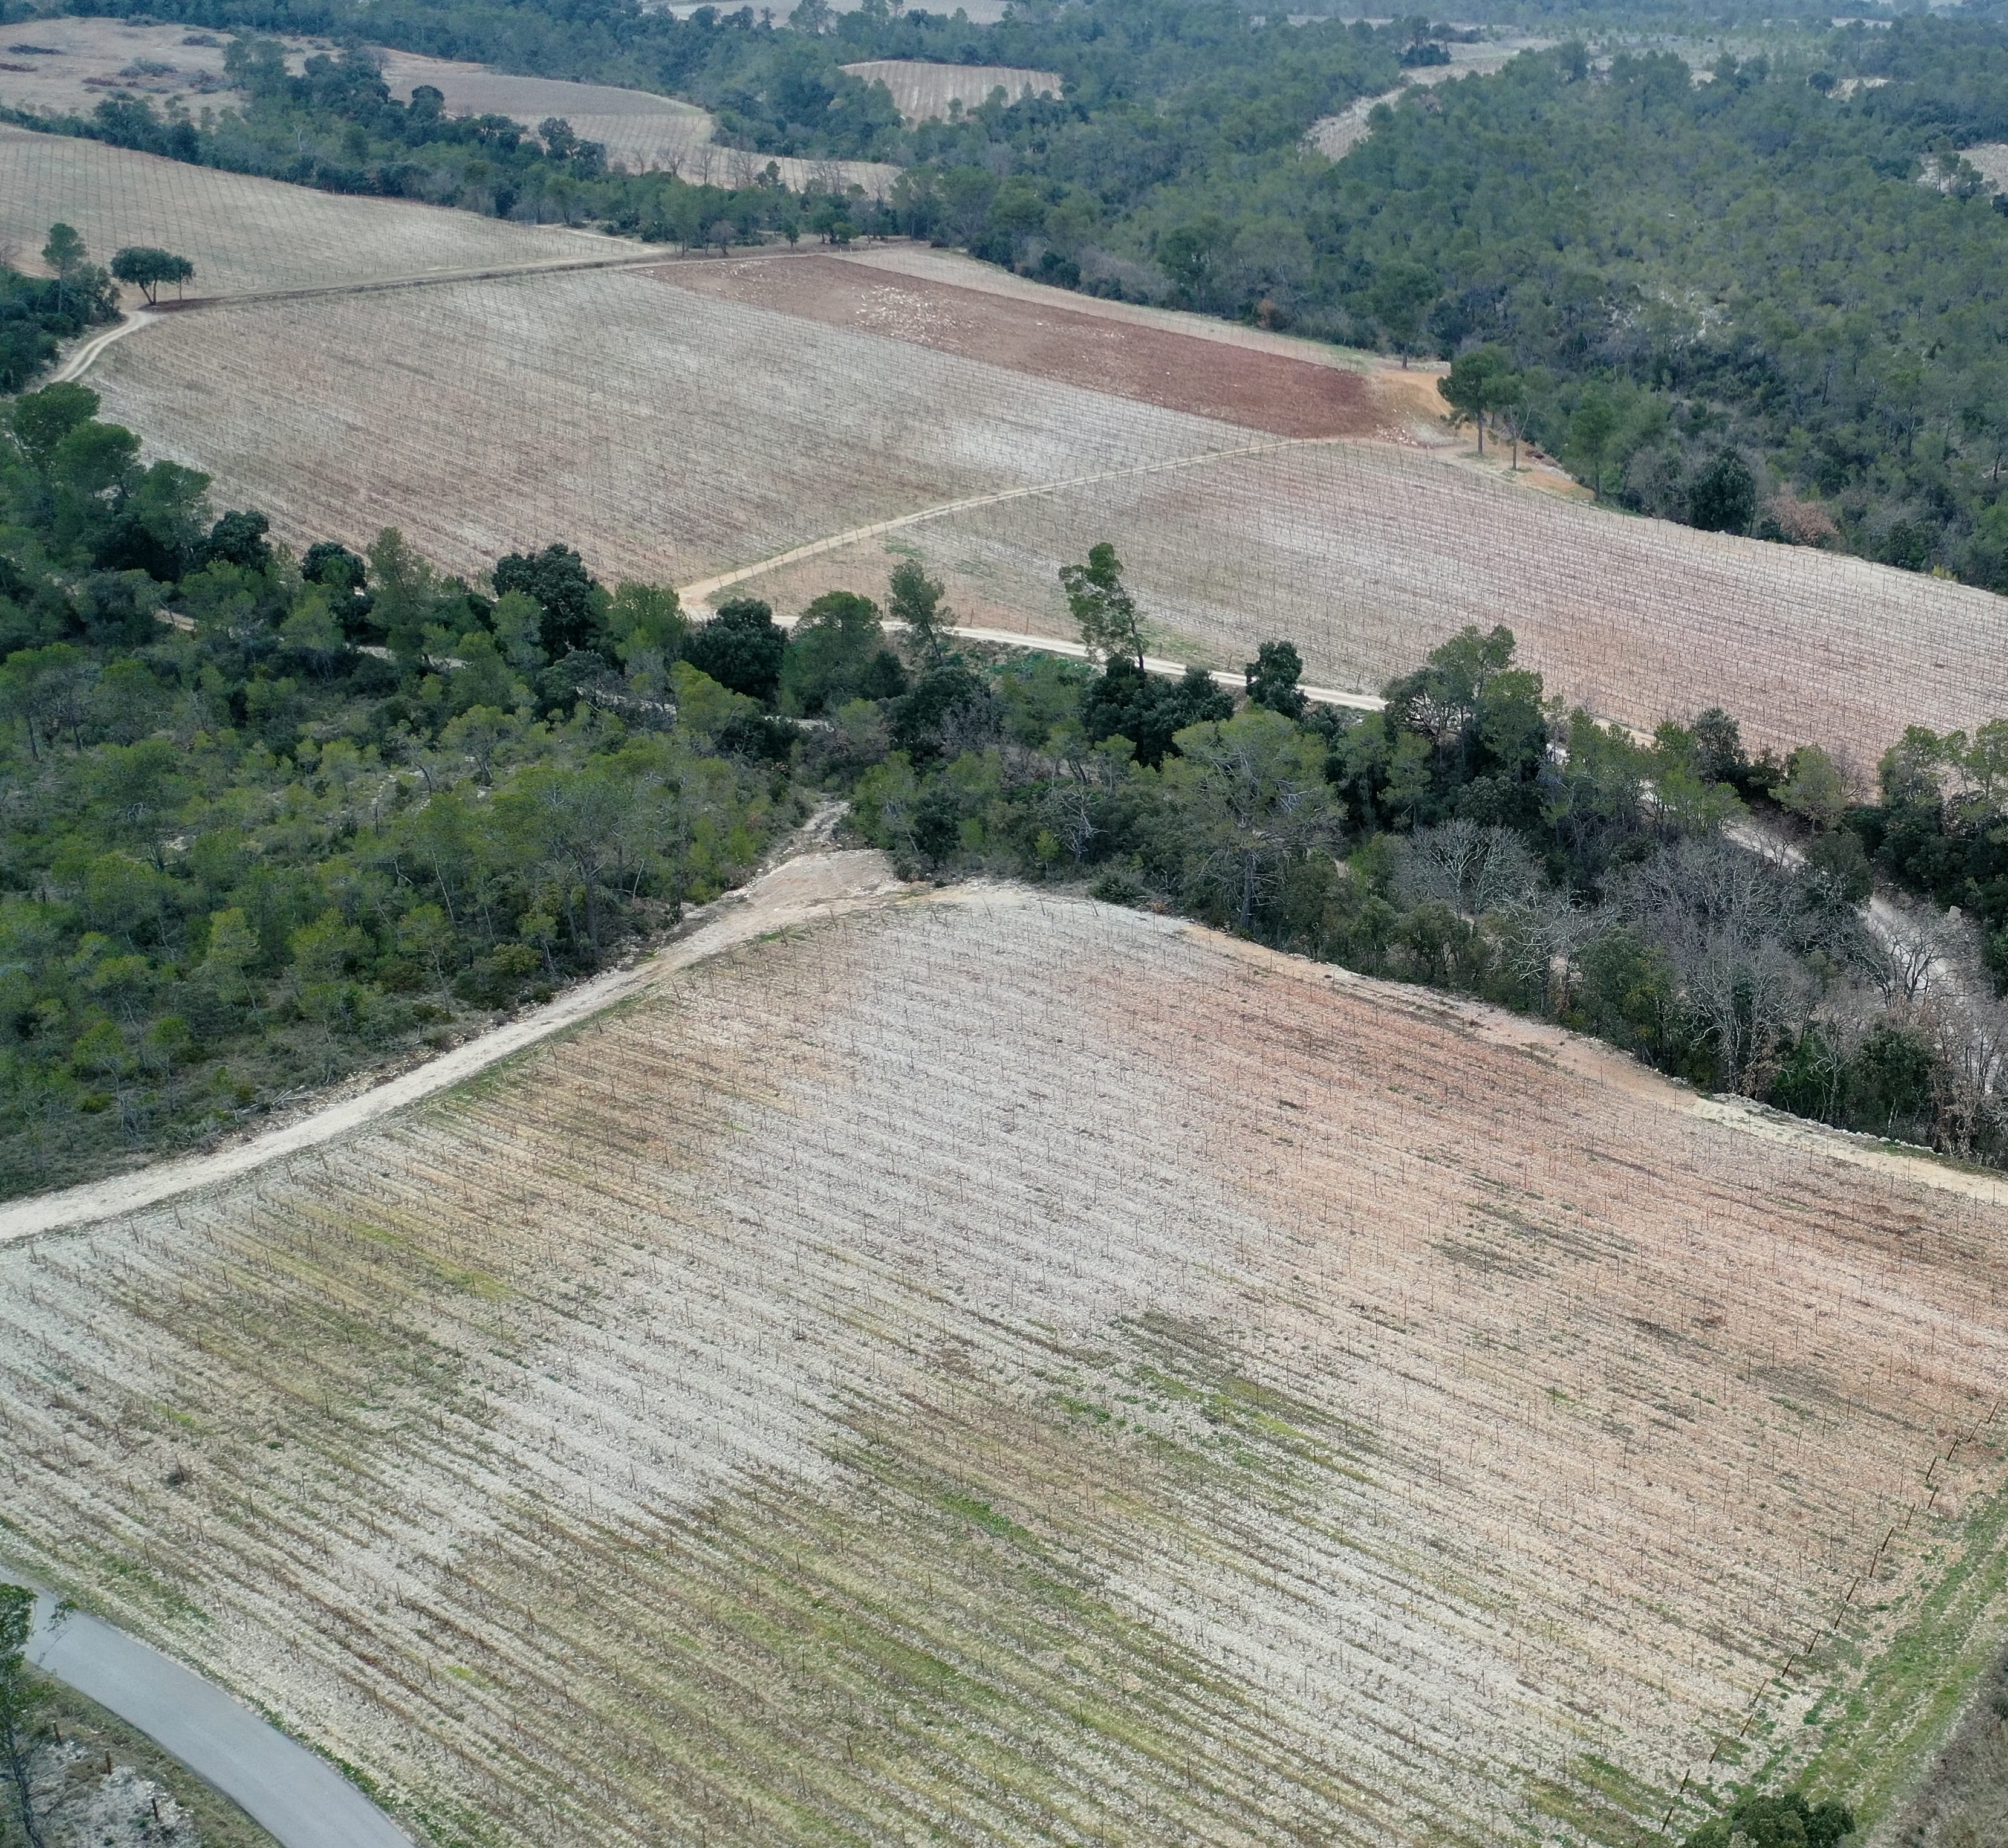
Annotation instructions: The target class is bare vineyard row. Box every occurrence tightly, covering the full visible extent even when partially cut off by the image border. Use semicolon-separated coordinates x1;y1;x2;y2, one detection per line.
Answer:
2;894;2004;1845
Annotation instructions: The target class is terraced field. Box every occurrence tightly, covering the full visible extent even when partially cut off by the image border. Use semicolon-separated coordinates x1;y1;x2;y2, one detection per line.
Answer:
2;875;2006;1845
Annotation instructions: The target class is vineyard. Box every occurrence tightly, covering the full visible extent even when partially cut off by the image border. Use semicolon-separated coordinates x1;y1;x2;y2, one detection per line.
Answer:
374;49;899;194
725;435;2008;766
84;261;1253;598
15;122;2008;761
837;59;1062;121
0;125;623;294
1;878;2005;1845
83;240;2008;762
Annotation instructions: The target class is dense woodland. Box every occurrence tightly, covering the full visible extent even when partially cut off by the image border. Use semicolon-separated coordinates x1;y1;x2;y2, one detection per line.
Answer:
16;1;2008;582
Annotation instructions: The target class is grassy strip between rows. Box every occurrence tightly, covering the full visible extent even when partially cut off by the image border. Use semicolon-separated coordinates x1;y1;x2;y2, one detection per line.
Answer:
1773;1464;2008;1830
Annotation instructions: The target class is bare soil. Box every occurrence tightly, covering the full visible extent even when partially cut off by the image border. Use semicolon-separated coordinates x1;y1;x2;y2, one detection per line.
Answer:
655;254;1395;439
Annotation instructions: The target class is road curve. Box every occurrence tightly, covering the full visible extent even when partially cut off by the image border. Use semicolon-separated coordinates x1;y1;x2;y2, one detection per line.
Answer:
13;1583;414;1848
675;432;1357;614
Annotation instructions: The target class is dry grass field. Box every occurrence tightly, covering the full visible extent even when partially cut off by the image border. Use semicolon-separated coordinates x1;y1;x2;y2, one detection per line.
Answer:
839;58;1061;120
375;49;898;195
0;125;626;294
2;875;2007;1845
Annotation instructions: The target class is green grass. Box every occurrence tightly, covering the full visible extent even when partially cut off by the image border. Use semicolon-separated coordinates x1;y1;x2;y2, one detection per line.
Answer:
1750;1467;2008;1830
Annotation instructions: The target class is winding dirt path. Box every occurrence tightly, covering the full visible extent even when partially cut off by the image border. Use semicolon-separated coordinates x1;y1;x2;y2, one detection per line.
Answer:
674;431;1354;614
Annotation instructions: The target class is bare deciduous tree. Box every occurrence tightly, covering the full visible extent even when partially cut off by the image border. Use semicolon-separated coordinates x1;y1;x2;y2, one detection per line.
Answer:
1393;820;1540;920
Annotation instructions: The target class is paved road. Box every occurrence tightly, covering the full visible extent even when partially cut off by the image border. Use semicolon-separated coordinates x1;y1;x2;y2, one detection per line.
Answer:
16;1584;414;1848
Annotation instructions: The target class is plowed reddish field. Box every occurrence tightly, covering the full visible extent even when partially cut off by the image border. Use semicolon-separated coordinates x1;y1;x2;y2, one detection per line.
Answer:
657;255;1391;439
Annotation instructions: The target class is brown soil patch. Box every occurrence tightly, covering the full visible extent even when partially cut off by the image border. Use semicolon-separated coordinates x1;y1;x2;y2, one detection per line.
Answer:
651;254;1392;440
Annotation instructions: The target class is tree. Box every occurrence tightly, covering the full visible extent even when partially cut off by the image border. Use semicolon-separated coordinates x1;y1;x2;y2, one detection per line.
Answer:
368;526;442;669
1779;744;1850;831
1438;346;1518;456
493;543;606;658
1060;542;1147;669
0;644;96;758
1688;449;1757;534
1365;261;1438;368
605;581;684;680
109;246;195;305
40;224;84;285
1158;707;1342;933
1244;639;1307;718
1568;387;1619;497
1;1583;49;1848
1682;1789;1854;1848
8;381;99;467
779;589;903;715
205;508;273;572
888;556;953;666
683;596;786;704
1084;658;1231;769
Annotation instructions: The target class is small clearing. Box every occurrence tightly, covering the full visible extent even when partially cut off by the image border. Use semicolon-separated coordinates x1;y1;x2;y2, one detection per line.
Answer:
838;58;1061;122
374;48;898;195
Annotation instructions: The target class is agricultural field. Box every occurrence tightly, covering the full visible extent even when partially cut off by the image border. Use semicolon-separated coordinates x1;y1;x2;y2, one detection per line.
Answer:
84;260;1264;598
24;126;2006;762
838;59;1061;121
724;433;2008;768
0;124;637;294
0;15;315;121
664;253;1389;438
82;230;2008;761
374;49;899;195
2;872;2007;1844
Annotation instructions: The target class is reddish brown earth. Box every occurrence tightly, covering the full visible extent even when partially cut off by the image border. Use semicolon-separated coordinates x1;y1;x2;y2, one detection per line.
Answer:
648;254;1389;439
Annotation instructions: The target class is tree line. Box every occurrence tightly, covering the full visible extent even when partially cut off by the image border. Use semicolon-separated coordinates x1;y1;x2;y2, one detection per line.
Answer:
789;545;2002;1165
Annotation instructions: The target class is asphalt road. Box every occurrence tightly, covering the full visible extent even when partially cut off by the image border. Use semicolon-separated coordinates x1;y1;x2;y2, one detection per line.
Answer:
18;1586;414;1848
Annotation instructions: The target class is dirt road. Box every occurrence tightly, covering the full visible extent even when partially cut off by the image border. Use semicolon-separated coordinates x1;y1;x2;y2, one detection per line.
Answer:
0;843;909;1244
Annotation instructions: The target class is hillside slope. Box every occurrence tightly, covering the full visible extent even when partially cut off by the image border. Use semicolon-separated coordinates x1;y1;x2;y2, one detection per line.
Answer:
3;867;2006;1846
